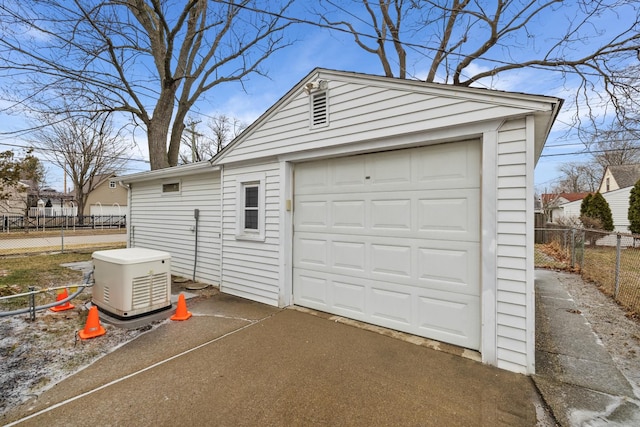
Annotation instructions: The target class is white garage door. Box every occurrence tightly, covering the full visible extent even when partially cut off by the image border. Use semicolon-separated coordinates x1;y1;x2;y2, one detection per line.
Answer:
293;140;481;350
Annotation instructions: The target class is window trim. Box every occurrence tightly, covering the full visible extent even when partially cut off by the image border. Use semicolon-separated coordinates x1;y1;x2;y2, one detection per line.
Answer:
109;180;117;189
235;173;266;241
161;181;181;195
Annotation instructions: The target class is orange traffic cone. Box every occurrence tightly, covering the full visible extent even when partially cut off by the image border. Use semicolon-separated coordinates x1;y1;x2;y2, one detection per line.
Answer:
50;289;75;312
78;306;106;340
171;294;192;321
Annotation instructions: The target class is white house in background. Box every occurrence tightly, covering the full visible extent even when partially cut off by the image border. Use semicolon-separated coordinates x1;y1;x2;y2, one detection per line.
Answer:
556;188;633;233
120;68;562;374
551;165;640;233
599;164;640;193
539;192;590;223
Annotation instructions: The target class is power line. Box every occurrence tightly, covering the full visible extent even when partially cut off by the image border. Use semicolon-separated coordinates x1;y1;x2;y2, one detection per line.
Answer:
219;0;640;80
0;141;150;164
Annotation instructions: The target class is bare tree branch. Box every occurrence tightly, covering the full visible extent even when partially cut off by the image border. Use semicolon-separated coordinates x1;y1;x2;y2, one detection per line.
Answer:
0;0;294;169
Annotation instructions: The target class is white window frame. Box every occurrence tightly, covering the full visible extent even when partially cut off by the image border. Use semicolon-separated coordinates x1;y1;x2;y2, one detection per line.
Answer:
161;181;181;195
235;173;266;241
109;180;117;189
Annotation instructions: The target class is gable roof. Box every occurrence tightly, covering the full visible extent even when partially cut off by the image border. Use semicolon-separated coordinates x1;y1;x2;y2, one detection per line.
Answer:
541;192;590;205
608;164;640;189
211;68;562;166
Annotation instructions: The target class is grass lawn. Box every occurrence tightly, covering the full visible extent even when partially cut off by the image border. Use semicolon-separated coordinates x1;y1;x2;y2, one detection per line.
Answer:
582;246;640;314
0;250;108;310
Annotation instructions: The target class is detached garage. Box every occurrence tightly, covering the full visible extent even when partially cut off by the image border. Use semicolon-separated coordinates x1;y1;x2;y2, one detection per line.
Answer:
123;68;561;374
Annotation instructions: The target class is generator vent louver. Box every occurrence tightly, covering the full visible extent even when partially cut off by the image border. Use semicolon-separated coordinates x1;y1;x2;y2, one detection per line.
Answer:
132;273;169;309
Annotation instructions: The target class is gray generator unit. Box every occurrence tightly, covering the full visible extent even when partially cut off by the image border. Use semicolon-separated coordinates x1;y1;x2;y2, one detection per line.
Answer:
92;248;172;319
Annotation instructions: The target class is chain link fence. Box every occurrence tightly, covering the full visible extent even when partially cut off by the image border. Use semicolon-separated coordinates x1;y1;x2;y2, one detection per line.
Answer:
0;228;127;255
536;226;640;316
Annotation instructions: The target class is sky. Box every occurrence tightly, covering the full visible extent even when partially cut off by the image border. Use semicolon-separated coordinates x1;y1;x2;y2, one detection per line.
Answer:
0;1;634;194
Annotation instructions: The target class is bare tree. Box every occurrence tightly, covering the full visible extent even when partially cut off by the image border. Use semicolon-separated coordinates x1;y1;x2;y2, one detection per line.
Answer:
0;1;293;170
555;161;600;193
33;113;131;221
318;0;640;133
589;124;640;170
179;114;247;163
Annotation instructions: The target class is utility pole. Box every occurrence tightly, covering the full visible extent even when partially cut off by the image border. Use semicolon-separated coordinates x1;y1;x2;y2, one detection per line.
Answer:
184;119;202;163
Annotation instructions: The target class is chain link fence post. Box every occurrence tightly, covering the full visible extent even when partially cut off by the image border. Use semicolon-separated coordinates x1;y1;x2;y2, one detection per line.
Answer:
28;286;36;321
571;228;576;268
614;234;622;299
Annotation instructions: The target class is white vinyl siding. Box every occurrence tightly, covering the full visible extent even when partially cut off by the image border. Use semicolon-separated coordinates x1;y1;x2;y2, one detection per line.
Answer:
219;76;548;165
602;187;632;233
559;186;632;234
128;171;221;285
209;70;558;374
495;118;532;373
221;162;281;306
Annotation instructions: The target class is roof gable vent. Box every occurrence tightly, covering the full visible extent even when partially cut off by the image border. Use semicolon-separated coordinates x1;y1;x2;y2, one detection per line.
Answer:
310;91;329;128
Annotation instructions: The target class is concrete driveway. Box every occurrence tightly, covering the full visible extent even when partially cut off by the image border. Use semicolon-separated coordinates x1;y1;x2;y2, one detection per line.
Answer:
2;293;547;426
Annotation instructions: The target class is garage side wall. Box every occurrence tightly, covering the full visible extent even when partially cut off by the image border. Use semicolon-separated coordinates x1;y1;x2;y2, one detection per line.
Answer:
129;172;221;285
221;161;282;306
496;118;533;373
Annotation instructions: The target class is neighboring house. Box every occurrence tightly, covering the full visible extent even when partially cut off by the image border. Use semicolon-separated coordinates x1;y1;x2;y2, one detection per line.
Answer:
552;165;640;233
0;181;29;215
81;174;128;216
555;188;633;233
120;68;562;375
599;164;640;193
540;192;590;223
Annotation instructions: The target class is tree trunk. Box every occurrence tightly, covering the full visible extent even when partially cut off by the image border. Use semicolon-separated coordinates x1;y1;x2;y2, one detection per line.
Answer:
147;122;170;170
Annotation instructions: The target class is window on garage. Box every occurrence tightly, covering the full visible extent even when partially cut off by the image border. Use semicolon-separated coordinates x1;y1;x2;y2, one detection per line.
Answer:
236;173;266;241
162;182;180;194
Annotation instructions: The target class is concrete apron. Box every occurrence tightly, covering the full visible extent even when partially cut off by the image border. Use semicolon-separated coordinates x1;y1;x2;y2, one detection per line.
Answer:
4;293;545;426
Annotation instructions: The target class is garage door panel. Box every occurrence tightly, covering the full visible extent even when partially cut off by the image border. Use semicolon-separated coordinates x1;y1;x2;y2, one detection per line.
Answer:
294;141;481;350
370;199;412;230
331;241;366;271
333;156;366;187
295;232;479;296
417;190;480;241
332;200;365;228
371;244;412;278
295;273;328;305
415;140;480;189
333;280;366;314
369;151;412;186
296;200;328;227
294;238;328;267
371;287;412;325
296;162;329;192
417;292;480;349
418;244;480;295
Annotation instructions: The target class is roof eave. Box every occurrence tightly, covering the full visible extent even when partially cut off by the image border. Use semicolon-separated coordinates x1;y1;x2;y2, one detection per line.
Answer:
118;161;218;184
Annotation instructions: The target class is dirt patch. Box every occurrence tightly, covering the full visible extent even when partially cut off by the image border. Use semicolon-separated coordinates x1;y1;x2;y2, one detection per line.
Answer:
0;274;216;417
556;272;640;394
0;305;156;415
